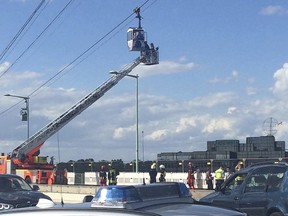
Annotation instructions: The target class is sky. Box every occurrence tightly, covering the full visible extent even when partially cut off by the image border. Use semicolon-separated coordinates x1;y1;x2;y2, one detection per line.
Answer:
1;0;288;163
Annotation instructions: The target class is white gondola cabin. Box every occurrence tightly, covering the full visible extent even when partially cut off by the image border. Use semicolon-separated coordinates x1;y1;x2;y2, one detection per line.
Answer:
127;27;146;51
127;7;159;65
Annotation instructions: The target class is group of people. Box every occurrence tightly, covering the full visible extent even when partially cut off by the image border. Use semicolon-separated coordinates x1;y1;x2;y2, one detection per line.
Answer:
99;165;119;186
214;161;243;190
148;162;167;183
186;160;244;190
99;162;168;186
99;160;244;189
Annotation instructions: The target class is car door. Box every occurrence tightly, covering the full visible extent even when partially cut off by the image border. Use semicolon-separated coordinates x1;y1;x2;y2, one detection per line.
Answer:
211;172;247;211
238;166;286;216
238;172;268;216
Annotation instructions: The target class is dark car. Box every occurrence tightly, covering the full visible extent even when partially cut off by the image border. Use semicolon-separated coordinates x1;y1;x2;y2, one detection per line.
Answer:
200;162;288;216
0;174;52;210
0;182;246;215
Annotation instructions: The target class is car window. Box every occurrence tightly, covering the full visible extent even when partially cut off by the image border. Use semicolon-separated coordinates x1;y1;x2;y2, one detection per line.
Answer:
223;173;247;191
0;177;13;192
244;166;286;193
265;174;282;192
245;174;267;192
0;176;31;192
11;177;31;191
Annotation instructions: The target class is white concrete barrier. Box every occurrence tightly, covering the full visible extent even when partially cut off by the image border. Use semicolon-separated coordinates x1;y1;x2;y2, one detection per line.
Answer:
115;172;215;189
65;172;216;189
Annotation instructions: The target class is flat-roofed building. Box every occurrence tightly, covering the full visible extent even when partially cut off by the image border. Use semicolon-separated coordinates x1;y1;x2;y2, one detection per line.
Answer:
157;135;286;172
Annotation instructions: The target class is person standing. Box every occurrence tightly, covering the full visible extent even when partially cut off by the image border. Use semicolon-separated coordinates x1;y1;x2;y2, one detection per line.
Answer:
159;164;166;182
195;168;202;189
187;162;195;189
215;165;225;190
108;165;119;185
205;168;214;190
224;167;233;181
149;161;157;183
235;161;243;172
99;165;107;186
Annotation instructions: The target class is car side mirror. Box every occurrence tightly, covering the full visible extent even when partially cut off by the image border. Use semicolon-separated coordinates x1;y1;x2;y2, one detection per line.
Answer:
32;185;40;191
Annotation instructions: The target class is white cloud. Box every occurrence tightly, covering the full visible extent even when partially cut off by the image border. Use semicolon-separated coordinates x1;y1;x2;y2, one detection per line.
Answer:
227;106;237;114
246;87;257;95
271;63;288;97
113;126;134;139
260;5;287;16
176;117;197;133
189;92;236;108
0;62;10;74
202;118;233;134
208;70;239;84
146;129;168;141
0;70;42;90
131;59;196;77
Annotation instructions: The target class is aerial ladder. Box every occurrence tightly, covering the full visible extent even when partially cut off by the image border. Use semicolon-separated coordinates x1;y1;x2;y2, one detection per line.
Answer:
0;7;159;184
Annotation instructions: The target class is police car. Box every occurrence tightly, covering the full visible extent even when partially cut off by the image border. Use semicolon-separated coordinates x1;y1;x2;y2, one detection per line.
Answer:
0;182;246;215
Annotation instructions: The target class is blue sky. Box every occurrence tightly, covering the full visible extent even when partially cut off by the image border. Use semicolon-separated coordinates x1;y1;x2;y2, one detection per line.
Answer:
1;0;288;163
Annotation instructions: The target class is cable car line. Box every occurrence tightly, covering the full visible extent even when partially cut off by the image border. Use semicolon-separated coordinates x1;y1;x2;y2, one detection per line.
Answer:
0;0;75;80
0;0;153;118
1;1;50;63
0;100;23;117
85;0;158;61
0;0;46;65
27;0;152;98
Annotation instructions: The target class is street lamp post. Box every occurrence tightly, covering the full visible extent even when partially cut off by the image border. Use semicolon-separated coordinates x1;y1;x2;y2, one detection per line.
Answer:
109;72;139;173
4;94;30;139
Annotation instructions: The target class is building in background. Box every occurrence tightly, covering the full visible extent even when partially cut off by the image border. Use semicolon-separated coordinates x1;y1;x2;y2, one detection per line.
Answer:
157;135;287;172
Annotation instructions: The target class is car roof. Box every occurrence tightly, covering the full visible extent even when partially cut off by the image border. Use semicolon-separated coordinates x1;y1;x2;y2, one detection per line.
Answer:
236;162;288;174
247;161;288;167
0;174;22;178
0;199;246;216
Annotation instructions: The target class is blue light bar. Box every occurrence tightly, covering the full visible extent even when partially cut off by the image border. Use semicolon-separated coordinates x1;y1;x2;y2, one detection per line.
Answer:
91;182;193;209
92;186;141;208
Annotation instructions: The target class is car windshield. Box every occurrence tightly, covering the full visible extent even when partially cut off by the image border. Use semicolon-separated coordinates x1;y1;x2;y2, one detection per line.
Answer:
0;176;32;192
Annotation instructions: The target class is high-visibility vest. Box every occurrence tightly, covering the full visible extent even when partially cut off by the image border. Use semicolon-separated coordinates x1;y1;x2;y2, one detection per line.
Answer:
215;168;224;180
108;169;117;184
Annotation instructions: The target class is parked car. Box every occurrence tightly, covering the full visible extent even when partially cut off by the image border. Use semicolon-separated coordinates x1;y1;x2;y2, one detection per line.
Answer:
200;162;288;216
0;182;246;215
0;174;52;210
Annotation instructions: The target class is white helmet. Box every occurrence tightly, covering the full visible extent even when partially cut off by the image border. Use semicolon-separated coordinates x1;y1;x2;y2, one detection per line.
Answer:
159;164;165;169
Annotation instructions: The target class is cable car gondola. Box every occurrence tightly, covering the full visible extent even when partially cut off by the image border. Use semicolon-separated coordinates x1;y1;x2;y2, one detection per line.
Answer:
127;7;159;65
127;27;146;51
127;7;146;51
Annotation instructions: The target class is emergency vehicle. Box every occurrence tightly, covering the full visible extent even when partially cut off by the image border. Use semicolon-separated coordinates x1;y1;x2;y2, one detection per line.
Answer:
0;7;158;185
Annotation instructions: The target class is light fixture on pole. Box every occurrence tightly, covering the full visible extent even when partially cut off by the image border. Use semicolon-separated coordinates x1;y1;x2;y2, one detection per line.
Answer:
4;94;30;139
109;71;139;173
